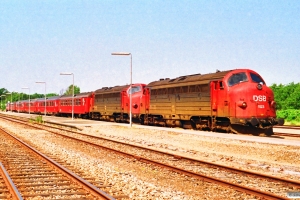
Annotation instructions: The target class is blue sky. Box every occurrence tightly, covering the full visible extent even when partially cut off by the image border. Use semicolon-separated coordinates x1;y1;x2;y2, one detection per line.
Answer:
0;0;299;94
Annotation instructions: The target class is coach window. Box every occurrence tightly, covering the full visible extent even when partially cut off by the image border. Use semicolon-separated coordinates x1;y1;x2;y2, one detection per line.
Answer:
228;72;248;87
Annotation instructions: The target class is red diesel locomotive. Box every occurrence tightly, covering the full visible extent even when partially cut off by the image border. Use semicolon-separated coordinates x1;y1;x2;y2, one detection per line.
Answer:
89;83;147;123
142;69;283;135
9;69;283;135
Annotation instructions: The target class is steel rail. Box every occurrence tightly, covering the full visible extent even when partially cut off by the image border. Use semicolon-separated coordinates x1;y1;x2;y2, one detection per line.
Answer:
2;114;300;185
46;131;290;199
1;114;297;199
5;119;289;199
0;162;23;200
0;127;115;200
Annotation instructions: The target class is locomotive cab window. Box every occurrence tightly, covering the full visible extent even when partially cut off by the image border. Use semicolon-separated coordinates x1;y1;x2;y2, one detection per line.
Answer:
228;72;248;87
128;86;141;95
250;73;265;84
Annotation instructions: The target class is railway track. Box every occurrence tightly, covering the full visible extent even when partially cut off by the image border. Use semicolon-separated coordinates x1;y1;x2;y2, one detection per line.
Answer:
1;115;298;199
0;162;22;200
274;132;300;137
0;127;115;200
274;125;300;130
273;125;300;138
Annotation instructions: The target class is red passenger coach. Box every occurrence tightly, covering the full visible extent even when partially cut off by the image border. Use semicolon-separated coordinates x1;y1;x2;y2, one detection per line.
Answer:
34;98;46;114
5;103;10;112
17;100;26;113
58;92;93;118
46;96;60;115
20;100;33;114
10;102;17;112
30;99;39;114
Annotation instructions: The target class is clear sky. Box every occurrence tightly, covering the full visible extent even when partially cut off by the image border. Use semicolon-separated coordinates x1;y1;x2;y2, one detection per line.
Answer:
0;0;299;95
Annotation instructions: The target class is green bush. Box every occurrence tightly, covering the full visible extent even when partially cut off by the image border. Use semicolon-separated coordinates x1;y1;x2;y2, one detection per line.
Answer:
277;109;300;124
36;115;43;123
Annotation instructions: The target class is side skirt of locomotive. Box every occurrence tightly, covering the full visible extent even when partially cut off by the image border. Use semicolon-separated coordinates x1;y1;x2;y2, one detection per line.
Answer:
140;114;283;136
229;117;284;136
89;112;140;123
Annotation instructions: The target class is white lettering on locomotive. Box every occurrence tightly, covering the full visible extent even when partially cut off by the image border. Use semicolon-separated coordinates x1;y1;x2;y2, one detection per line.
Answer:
258;105;264;108
253;95;266;102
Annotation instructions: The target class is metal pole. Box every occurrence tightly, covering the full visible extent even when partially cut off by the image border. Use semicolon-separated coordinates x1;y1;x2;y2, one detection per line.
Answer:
18;93;20;113
130;54;132;127
36;82;47;116
6;93;12;112
60;73;74;120
72;74;74;120
44;83;46;116
22;88;30;114
1;95;6;112
29;88;30;114
111;52;132;127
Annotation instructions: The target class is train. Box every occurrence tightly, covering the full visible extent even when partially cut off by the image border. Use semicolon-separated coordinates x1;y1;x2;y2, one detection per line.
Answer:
6;69;284;136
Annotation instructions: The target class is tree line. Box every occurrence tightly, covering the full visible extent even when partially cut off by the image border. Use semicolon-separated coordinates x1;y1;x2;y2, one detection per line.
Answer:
270;82;300;123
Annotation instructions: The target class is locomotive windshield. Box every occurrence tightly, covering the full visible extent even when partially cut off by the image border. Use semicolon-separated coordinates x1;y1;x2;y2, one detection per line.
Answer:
228;72;248;87
128;86;141;94
250;73;265;84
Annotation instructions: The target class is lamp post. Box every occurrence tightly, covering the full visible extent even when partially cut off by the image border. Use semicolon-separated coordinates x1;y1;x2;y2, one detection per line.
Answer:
36;81;47;116
1;95;5;111
60;72;74;120
21;87;30;114
18;92;20;113
111;52;132;127
6;92;12;112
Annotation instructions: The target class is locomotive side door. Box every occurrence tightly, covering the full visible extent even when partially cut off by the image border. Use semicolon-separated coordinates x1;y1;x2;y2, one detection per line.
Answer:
143;88;150;115
210;80;228;117
121;91;127;114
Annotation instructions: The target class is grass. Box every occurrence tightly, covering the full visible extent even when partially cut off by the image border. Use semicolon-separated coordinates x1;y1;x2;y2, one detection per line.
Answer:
284;120;300;126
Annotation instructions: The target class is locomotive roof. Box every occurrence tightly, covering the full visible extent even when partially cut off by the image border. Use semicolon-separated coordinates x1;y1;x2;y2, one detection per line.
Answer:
94;83;146;94
94;85;130;94
147;69;232;88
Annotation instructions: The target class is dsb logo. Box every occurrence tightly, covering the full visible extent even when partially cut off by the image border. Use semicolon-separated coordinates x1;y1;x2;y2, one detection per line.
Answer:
253;95;266;102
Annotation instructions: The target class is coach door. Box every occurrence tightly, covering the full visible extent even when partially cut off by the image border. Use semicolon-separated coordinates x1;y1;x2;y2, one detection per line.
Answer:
210;80;228;117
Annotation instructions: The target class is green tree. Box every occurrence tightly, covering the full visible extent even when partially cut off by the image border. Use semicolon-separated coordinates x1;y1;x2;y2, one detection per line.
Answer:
0;88;8;111
270;82;300;124
64;85;80;95
0;88;8;96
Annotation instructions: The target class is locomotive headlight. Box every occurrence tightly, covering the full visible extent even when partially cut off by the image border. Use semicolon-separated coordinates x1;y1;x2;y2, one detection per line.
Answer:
257;82;263;90
237;101;247;108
